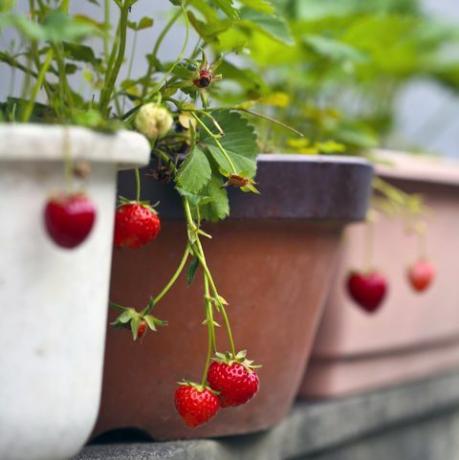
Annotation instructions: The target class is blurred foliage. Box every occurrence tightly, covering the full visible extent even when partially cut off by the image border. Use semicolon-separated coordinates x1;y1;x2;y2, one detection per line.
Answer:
207;0;459;155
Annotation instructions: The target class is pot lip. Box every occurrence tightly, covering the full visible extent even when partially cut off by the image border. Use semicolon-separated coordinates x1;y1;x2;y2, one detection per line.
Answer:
0;122;150;170
257;153;371;167
373;149;459;187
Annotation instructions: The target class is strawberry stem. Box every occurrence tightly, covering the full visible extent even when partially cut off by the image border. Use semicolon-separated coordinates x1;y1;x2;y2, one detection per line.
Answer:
152;245;191;306
62;127;74;194
183;197;237;357
192;113;238;175
364;211;375;273
201;276;214;386
135;168;141;202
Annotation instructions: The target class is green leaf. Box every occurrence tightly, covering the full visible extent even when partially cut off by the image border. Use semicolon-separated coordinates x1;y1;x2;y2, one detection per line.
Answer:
42;11;101;42
199;176;230;222
115;310;133;324
186;257;200;285
127;16;154;31
239;8;294;45
187;11;232;42
176;146;212;193
199;110;258;178
211;0;239;19
239;0;275;14
63;42;101;66
130;315;141;341
303;35;367;63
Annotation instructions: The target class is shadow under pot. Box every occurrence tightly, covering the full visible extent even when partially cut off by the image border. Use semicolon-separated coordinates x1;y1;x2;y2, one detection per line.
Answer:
94;154;373;440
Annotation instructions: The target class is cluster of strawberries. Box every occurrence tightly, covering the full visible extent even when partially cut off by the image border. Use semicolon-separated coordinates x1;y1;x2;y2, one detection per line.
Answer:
44;194;160;250
44;194;260;428
175;352;259;428
347;260;435;314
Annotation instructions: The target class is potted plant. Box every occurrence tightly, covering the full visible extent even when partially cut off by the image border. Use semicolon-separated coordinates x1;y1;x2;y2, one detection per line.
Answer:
0;2;151;460
191;0;459;399
89;0;374;441
300;151;459;397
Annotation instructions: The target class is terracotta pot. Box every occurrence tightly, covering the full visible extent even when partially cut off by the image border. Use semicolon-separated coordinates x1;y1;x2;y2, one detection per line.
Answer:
299;151;459;399
94;154;373;440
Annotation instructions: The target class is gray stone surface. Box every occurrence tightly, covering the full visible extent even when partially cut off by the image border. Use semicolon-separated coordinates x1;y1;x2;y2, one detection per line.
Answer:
302;410;459;460
76;369;459;460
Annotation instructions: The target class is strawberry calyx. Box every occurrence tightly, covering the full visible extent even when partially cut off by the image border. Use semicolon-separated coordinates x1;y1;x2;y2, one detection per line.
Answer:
117;196;159;214
220;171;260;194
110;296;167;341
212;350;261;372
177;380;219;395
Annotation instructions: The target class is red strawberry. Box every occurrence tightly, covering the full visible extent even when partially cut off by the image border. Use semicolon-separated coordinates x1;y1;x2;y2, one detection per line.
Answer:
175;383;220;428
207;351;260;407
347;271;387;313
408;260;435;292
137;320;147;339
44;193;96;249
114;202;160;249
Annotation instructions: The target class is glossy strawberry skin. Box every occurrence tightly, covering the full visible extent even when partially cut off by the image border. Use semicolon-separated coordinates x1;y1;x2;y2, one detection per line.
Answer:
207;362;259;407
174;385;220;428
44;194;96;249
114;203;160;249
347;271;387;313
408;260;435;292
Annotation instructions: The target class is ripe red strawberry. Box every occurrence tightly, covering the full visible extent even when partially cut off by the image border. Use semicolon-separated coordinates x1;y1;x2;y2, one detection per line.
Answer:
44;193;96;249
347;271;387;313
408;260;435;293
114;201;160;249
175;383;220;428
207;351;260;407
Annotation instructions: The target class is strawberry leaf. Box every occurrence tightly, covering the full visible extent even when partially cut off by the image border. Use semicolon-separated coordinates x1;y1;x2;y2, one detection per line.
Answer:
176;146;212;193
199;110;258;178
198;176;230;222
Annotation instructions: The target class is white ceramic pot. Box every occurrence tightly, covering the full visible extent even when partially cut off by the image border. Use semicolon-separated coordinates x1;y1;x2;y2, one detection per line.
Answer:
0;124;150;460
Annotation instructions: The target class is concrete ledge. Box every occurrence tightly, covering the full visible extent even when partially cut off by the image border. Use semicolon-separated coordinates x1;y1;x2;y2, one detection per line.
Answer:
75;369;459;460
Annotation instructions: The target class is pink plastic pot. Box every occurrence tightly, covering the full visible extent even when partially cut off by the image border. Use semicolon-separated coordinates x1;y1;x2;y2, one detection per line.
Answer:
300;151;459;398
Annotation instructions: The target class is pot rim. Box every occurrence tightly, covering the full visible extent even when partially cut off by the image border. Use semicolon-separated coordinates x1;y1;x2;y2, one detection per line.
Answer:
374;149;459;187
0;122;150;170
257;153;370;166
119;152;374;222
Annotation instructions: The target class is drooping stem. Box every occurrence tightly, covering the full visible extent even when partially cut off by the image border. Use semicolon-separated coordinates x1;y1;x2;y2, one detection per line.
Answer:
152;246;191;306
183;198;237;357
62;127;74;193
364;211;375;273
416;221;427;260
200;275;215;386
135;168;141;201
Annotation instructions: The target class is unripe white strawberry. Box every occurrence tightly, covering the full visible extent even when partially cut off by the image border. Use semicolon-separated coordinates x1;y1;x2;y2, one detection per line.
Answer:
135;103;173;140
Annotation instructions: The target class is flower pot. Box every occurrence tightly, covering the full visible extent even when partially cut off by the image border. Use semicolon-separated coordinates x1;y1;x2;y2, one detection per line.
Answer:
299;151;459;398
0;124;149;460
94;154;373;440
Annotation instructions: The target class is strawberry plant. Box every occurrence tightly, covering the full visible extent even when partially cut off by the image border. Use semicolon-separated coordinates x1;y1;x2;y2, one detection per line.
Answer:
1;0;299;428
